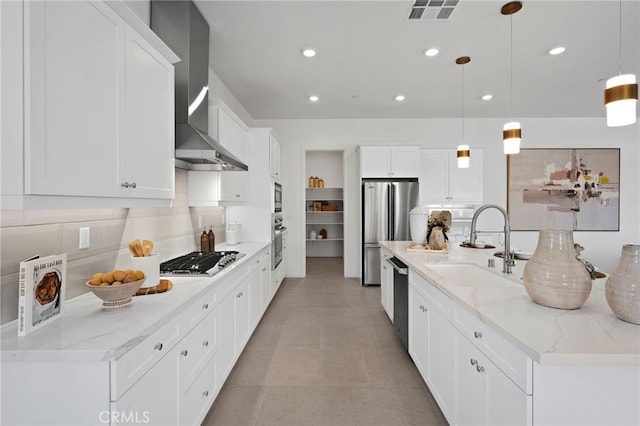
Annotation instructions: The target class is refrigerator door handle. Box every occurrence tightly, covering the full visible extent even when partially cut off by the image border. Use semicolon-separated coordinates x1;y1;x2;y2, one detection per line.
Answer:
388;183;395;241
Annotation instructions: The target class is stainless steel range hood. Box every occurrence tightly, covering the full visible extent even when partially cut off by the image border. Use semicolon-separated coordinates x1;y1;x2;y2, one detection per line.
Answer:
151;0;248;171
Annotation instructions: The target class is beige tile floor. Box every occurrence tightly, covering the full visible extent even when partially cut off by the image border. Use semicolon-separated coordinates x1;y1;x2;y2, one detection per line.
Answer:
202;257;448;426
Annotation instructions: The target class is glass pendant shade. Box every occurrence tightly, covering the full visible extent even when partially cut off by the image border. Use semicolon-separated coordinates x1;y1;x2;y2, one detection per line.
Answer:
457;145;470;168
503;122;521;154
605;74;638;127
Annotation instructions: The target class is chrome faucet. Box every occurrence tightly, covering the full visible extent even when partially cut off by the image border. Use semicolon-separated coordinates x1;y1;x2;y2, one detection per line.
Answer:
470;204;515;274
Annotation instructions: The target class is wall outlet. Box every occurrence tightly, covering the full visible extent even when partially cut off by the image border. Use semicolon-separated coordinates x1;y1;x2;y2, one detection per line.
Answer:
197;216;203;229
79;227;90;249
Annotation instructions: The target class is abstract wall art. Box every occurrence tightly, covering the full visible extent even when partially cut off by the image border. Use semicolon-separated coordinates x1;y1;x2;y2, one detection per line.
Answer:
507;148;620;231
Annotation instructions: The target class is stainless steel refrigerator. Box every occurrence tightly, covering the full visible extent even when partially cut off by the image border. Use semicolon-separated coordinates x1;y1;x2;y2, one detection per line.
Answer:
361;178;419;286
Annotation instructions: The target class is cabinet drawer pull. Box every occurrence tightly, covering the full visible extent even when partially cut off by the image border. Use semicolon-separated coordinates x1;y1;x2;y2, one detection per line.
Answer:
262;268;267;272
470;358;477;366
202;303;209;310
155;343;163;351
181;349;188;357
202;340;209;347
474;331;483;339
121;182;130;188
203;390;209;398
130;182;136;189
476;364;485;373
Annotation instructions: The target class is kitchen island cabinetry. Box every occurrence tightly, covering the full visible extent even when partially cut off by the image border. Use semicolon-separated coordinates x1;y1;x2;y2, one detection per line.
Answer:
359;146;419;178
1;242;272;426
381;241;639;426
419;149;483;205
9;0;178;207
380;246;394;321
408;273;454;421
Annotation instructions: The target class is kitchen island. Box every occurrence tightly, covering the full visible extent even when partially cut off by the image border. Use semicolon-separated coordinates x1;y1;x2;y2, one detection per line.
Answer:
381;240;640;426
1;241;273;426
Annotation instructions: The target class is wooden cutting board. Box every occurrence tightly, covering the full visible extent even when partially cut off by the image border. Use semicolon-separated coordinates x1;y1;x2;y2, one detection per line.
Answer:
406;242;449;253
134;279;173;296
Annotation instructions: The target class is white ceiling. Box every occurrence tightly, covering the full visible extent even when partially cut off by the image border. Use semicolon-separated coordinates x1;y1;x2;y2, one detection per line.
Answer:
194;0;640;120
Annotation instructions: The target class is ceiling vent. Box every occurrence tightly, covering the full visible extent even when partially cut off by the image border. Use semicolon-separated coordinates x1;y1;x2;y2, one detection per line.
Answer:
407;0;459;21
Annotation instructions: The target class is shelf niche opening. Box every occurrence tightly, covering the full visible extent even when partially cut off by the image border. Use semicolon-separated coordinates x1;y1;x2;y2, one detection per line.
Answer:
305;150;345;260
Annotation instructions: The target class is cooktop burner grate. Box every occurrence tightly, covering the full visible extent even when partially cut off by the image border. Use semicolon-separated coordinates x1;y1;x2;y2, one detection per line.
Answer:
160;251;241;275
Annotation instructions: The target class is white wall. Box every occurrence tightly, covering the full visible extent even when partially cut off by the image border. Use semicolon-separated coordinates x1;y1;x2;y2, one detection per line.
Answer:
254;117;640;278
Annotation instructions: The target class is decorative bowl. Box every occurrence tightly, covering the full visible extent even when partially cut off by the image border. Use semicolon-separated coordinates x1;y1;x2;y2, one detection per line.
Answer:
85;278;146;311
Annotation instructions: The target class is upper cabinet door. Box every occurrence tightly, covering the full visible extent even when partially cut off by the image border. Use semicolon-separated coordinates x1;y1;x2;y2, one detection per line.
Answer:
419;150;450;203
24;1;125;197
269;134;281;179
419;149;483;205
360;146;391;177
23;0;177;202
360;146;419;178
389;146;419;178
123;27;175;199
448;149;483;204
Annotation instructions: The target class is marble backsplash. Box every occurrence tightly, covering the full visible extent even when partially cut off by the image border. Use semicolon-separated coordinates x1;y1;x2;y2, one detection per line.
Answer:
0;170;226;325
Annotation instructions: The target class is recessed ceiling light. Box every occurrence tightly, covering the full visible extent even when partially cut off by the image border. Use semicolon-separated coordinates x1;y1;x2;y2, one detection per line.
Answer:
302;48;317;58
481;94;493;101
395;95;406;101
424;48;439;57
308;95;319;102
549;46;566;55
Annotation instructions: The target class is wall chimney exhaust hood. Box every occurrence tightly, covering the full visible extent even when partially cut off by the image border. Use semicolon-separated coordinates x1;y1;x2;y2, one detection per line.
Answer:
151;0;248;171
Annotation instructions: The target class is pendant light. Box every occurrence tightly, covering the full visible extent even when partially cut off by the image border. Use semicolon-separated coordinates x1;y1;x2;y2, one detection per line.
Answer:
456;56;471;168
501;1;522;155
604;0;638;127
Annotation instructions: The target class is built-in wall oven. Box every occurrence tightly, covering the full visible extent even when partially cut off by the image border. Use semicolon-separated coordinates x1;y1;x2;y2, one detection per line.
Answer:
274;182;282;213
272;213;284;270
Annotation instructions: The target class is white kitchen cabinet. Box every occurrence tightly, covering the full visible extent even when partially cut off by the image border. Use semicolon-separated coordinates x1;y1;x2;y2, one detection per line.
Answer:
248;255;263;329
260;249;272;315
234;280;250;354
419;149;483;205
111;346;179;426
123;26;175;199
219;171;249;202
453;329;532;426
270;134;281;179
408;275;454;421
1;244;274;426
360;146;419;178
187;170;248;205
22;0;176;202
380;247;394;321
209;100;249;164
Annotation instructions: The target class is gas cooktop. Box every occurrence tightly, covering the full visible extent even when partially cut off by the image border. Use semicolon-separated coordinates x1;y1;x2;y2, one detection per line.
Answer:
160;251;245;276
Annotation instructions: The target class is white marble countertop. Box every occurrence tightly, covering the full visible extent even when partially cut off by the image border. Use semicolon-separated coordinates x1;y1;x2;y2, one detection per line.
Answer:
380;240;640;366
1;241;270;362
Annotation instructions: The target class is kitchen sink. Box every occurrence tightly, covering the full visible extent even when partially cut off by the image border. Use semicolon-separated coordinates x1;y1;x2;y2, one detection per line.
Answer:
425;263;522;288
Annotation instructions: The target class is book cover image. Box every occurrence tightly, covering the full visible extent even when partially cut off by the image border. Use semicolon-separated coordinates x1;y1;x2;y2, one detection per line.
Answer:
18;254;67;336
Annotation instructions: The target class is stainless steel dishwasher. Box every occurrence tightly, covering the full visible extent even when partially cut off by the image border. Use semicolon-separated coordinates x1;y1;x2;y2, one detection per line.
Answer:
387;256;408;350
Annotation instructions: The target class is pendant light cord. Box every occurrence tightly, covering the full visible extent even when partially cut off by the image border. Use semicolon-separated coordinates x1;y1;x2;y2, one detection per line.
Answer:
618;0;623;75
462;64;465;142
510;14;514;120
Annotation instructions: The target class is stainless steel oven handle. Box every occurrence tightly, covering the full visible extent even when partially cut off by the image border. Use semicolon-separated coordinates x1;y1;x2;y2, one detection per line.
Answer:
386;257;408;275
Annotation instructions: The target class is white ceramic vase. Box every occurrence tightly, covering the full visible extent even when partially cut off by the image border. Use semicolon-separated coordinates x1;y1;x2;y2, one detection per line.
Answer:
522;229;592;310
428;226;446;250
605;244;640;325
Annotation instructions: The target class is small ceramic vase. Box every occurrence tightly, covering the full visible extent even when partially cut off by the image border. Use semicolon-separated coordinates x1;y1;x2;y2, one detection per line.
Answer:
523;229;592;309
605;244;640;325
428;226;446;250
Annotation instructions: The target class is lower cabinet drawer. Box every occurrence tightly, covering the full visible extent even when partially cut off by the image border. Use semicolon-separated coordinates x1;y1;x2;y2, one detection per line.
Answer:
111;320;181;400
180;287;217;333
178;311;217;394
180;355;218;426
452;304;532;394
